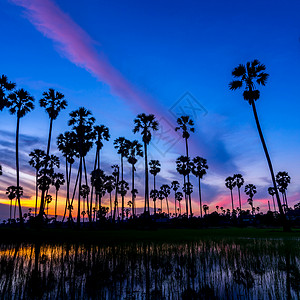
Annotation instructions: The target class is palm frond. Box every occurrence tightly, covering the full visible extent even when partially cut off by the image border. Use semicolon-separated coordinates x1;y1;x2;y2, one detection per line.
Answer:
232;65;246;78
257;72;269;85
229;80;243;90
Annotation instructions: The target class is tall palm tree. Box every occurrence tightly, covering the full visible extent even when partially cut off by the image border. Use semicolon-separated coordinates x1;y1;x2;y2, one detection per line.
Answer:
175;191;183;215
57;131;78;223
0;75;15;111
114;137;130;220
127;140;143;217
160;184;171;216
118;180;129;220
175;116;195;216
183;182;193;215
53;172;65;221
6;186;18;222
276;171;291;210
112;165;119;222
176;155;191;217
268;186;276;212
149;159;161;213
29;149;46;216
225;176;236;211
171;181;180;216
79;184;90;223
104;175;116;219
245;184;257;214
7;89;34;225
133;113;159;214
191;156;208;217
229;59;288;230
68;107;95;225
233;174;244;210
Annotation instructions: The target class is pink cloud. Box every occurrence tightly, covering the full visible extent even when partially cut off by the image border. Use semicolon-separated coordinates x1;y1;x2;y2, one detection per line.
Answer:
9;0;160;114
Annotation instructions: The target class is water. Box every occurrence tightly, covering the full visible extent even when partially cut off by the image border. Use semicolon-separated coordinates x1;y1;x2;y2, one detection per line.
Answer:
0;238;299;299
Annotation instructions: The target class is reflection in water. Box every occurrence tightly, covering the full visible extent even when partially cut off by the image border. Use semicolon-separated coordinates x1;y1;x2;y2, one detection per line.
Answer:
0;238;299;299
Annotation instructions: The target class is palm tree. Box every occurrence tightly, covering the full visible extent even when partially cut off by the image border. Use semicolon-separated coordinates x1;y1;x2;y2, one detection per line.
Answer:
183;182;193;215
118;180;129;220
175;191;183;215
191;156;208;217
276;171;291;210
57;131;78;223
225;176;236;211
104;175;116;219
233;174;244;210
127;140;143;217
68;107;95;225
112;165;119;222
7;88;34;225
229;59;288;230
133;113;159;214
158;190;165;213
203;204;209;216
175;116;195;216
160;184;171;215
79;184;90;223
53;172;65;221
150;189;159;215
245;184;257;214
171;181;180;216
176;155;191;217
29;149;46;216
45;195;53;218
6;186;19;222
114;137;130;221
0;75;15;111
268;186;276;212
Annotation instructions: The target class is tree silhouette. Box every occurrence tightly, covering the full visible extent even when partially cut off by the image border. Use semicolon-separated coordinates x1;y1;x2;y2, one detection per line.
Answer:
203;204;209;215
29;149;46;216
133;113;159;214
225;176;236;211
229;59;288;230
175;191;183;215
79;184;90;223
6;185;21;222
191;156;208;217
127;140;143;217
245;184;257;214
114;137;130;221
104;175;116;219
276;171;291;211
7;88;34;225
118;180;129;220
268;186;276;212
53;172;65;221
0;74;15;111
68;107;95;225
160;184;171;215
149;160;161;213
111;165;120;222
171;181;180;216
233;174;244;210
175;116;195;216
176;155;191;217
150;189;159;215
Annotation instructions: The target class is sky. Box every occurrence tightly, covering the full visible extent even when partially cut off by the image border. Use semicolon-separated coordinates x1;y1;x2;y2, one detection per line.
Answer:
0;0;300;219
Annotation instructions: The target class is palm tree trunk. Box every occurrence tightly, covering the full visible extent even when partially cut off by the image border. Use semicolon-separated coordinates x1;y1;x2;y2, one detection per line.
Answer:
83;157;90;220
47;118;53;156
110;192;112;219
90;149;98;223
121;156;124;221
131;164;135;217
144;142;149;213
272;195;276;212
268;200;271;211
284;191;288;208
15;116;23;225
230;189;234;211
184;175;188;217
251;100;289;231
55;189;58;221
153;175;156;214
185;137;192;217
35;169;38;217
238;187;242;210
166;197;169;215
77;157;82;226
174;193;176;216
198;177;202;218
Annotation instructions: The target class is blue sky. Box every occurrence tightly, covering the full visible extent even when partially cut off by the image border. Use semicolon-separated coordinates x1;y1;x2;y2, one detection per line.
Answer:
0;0;299;218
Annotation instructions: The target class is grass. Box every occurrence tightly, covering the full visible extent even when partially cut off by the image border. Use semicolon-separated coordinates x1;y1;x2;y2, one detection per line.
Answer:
0;227;299;244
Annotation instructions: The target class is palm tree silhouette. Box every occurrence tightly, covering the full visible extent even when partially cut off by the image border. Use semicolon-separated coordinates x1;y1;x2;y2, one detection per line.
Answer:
245;184;257;214
276;171;291;210
133;113;159;214
7;88;34;225
233;174;244;210
53;172;65;221
175;116;195;216
45;194;53;218
6;185;19;222
150;189;159;214
68;107;95;225
149;160;161;212
160;184;171;216
114;137;130;221
0;74;15;111
176;155;191;217
171;181;180;216
203;204;209;215
104;175;115;219
112;165;119;222
268;186;276;212
29;149;46;216
175;191;183;215
57;131;77;223
183;182;193;215
127;140;143;217
158;190;165;213
118;180;129;220
79;184;90;223
191;156;208;217
229;59;288;230
225;176;236;211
